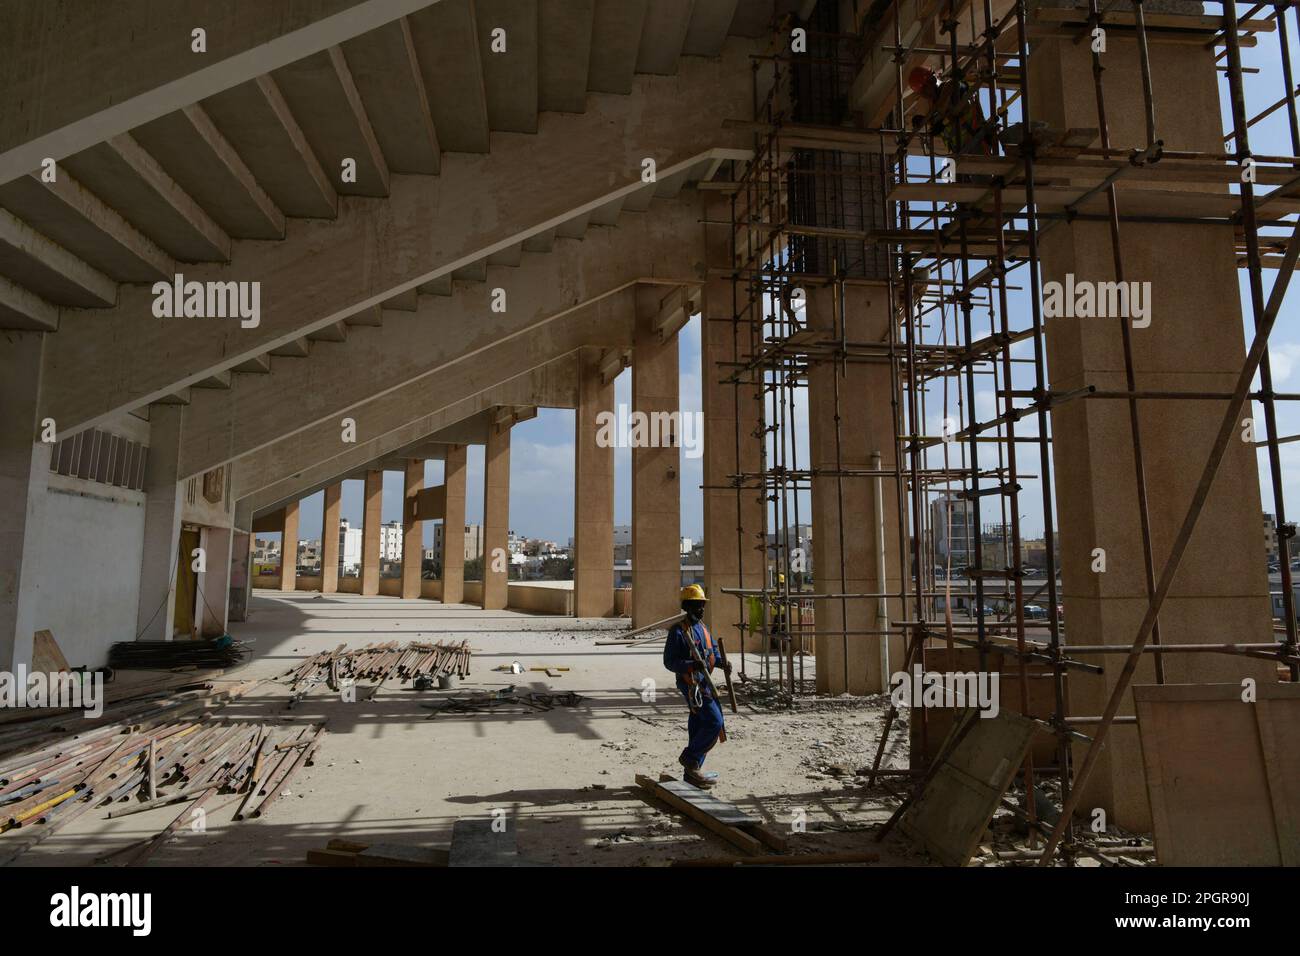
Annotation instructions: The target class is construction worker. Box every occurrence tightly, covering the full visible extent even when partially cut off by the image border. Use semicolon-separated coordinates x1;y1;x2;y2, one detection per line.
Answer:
663;584;731;789
908;65;994;157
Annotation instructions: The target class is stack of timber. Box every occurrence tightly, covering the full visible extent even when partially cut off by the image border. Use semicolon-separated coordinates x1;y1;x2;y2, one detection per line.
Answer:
0;679;323;866
280;640;471;703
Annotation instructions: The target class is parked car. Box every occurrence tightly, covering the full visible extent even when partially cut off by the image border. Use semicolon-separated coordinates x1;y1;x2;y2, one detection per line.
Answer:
1022;604;1049;621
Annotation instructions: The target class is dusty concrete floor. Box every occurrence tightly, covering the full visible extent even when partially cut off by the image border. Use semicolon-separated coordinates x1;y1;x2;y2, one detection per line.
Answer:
19;591;932;867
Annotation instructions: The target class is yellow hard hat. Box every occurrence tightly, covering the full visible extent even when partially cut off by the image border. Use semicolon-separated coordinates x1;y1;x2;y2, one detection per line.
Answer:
680;584;708;603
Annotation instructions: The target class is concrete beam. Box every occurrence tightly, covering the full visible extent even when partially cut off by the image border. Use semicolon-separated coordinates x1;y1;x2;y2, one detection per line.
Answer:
408;0;491;153
0;170;177;283
589;1;649;94
637;0;695;75
178;196;706;477
478;0;541;134
339;17;441;175
167;103;286;239
0;207;117;308
683;0;741;56
539;0;595;113
36;46;754;436
0;275;59;331
241;358;578;514
0;0;447;184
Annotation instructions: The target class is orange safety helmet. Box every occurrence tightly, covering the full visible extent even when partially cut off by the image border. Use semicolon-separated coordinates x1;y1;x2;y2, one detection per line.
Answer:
908;66;935;94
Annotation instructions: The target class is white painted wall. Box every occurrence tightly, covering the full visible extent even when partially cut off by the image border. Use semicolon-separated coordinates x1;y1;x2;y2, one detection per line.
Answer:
33;474;146;668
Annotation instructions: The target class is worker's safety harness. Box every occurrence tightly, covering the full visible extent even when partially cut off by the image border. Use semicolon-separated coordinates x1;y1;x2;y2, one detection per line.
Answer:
680;622;717;714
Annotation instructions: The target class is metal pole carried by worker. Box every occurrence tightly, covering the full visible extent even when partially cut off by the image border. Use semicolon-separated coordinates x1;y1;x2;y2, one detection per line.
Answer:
662;584;734;789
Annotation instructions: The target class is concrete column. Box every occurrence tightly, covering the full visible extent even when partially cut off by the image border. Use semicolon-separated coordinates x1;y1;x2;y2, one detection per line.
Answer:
1030;35;1276;830
0;332;49;670
807;284;903;695
631;285;682;628
136;405;186;642
361;469;382;596
441;443;468;604
574;348;615;617
402;459;425;599
198;523;233;636
279;499;299;592
482;424;511;610
321;482;342;594
701;201;766;651
228;498;252;622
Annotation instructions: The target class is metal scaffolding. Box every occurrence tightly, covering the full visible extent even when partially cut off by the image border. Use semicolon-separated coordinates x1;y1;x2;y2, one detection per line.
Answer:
711;0;1300;864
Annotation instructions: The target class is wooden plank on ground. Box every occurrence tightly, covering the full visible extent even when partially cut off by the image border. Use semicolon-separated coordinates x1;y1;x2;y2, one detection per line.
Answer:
634;774;764;855
356;843;450;867
654;779;759;825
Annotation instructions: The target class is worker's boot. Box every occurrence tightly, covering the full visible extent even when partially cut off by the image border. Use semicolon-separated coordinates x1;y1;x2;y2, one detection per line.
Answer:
680;756;718;789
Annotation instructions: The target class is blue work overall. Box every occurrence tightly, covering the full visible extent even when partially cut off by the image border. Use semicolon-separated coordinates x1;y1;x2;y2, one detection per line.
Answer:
663;619;725;770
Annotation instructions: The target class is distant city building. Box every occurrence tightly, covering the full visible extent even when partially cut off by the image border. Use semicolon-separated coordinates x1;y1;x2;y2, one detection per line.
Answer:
1265;512;1280;561
297;539;321;571
338;519;363;574
765;524;812;568
433;523;483;564
379;521;403;562
931;493;976;568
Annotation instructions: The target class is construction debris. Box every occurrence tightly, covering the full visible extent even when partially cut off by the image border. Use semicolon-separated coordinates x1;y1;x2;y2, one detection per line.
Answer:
280;640;471;705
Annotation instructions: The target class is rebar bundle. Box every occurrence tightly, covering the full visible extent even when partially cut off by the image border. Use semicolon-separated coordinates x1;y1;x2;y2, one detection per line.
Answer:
108;637;249;670
280;640;472;699
0;686;323;866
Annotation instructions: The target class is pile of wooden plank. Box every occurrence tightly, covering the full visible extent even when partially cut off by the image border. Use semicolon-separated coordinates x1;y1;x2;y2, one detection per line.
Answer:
280;640;471;703
0;688;324;865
